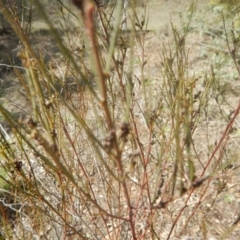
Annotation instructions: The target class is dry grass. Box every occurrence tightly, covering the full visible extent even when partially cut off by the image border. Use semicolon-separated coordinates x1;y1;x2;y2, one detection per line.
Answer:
0;0;240;239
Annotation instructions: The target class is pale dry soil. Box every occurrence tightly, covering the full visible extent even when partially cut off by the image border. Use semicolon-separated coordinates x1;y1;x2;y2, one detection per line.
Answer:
1;0;240;239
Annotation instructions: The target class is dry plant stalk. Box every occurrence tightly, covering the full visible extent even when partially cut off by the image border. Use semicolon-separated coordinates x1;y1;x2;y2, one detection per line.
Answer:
0;0;240;239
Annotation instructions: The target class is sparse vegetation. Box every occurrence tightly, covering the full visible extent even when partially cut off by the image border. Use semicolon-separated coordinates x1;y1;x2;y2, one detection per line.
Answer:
0;0;240;239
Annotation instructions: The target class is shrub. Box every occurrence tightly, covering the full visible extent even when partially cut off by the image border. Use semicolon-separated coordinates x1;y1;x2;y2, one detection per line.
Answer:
0;0;240;239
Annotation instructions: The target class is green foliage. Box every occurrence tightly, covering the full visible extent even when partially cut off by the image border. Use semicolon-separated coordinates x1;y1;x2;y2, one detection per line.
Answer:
0;167;10;191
